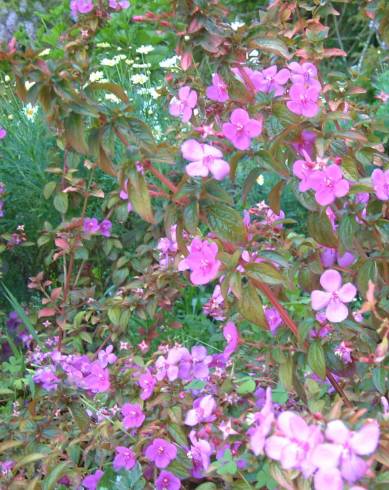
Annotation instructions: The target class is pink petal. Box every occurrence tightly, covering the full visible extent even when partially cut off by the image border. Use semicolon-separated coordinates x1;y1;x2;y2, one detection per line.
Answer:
315;188;335;206
334;179;349;198
314;468;343;490
302;102;320;118
337;283;357;303
178;86;191;101
280;442;301;469
233;133;251;151
325;300;349;323
325;420;350;444
287;100;303;115
245;118;263;137
274;68;290;84
185;161;209;178
311;290;332;310
320;269;342;292
350;422;380;455
169;99;181;117
340;453;367;483
310;443;342;469
264;435;288;460
181;106;193;123
202;144;223;159
187;89;198;108
222;122;238;141
181;139;204;161
325;164;343;182
230;108;249;125
210;159;230;180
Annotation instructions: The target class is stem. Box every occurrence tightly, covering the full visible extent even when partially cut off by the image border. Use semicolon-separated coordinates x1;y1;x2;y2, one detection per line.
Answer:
143;160;178;194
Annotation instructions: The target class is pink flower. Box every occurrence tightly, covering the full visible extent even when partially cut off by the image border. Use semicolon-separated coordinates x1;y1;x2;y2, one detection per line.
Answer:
181;139;230;180
119;179;133;212
98;345;117;367
0;128;7;139
334;341;353;364
288;62;321;91
178;237;221;285
222;108;263;150
185;395;216;426
264;307;283;335
109;0;130;9
287;83;320;118
138;371;156;400
82;361;110;393
291;130;316;158
248;387;274;455
82;469;104;490
203;284;225;320
371;168;389;201
255;65;290;96
206;73;229;102
113;446;136;471
311;420;380;488
121;403;145;429
293;151;322;192
145;438;177;468
309;164;349;206
311;269;357;323
99;219;112;237
188;430;212;478
83;218;100;234
222;321;239;358
169;86;197;123
155;471;181;490
33;366;60;391
70;0;94;15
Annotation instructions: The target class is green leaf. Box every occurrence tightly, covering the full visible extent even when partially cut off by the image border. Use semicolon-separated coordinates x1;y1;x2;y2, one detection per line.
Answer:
357;260;379;295
268;180;285;215
64;113;89;154
98;465;145;490
251;37;291;59
307;342;326;379
183;200;199;234
339;215;358;251
204;180;233;205
108;307;121;325
372;367;386;394
238;282;266;328
245;262;283;285
307;211;338;247
205;202;245;243
242;167;261;204
14;453;46;470
195;484;217;490
53;192;69;214
43;181;57;200
127;167;154;224
237;377;256;395
279;356;294;391
43;461;72;490
167;423;188;447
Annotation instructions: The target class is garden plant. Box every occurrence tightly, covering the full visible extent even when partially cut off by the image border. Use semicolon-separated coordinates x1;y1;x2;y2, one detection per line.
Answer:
0;0;389;489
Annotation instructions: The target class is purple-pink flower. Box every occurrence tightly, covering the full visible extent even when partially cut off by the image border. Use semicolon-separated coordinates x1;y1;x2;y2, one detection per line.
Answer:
222;108;263;150
119;179;133;212
311;269;357;323
206;73;229;102
0;128;7;139
82;469;104;490
287;83;320;118
169;86;197;123
109;0;130;10
289;62;321;91
255;65;290;96
181;139;230;180
145;438;177;468
309;164;350;206
185;395;216;426
155;471;181;490
248;387;274;455
113;446;136;471
33;366;60;391
291;130;316;158
138;371;156;400
83;218;100;234
222;321;239;358
371;168;389;201
99;219;112;237
178;237;221;285
121;403;145;429
70;0;94;15
264;307;283;335
98;345;117;367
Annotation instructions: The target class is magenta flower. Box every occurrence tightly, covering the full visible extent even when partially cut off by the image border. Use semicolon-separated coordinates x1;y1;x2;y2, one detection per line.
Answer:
189;430;213;478
181;139;230;180
291;130;316;158
98;345;117;367
265;411;323;474
289;62;321;91
83;218;100;234
121;403;145;429
309;164;350;206
99;219;112;237
82;469;104;490
191;346;212;379
311;269;357;323
185;395;216;426
0;128;7;139
311;420;380;488
70;0;94;15
206;73;229;102
222;321;239;358
138;371;156;400
287;83;320;118
293;152;322;192
178;237;221;285
155;471;181;490
264;307;283;335
248;387;274;455
119;179;133;212
109;0;130;9
334;341;353;364
169;86;197;123
203;284;225;320
255;65;290;95
145;438;177;468
113;446;136;471
371;168;389;201
33;366;60;391
222;108;263;150
82;361;110;393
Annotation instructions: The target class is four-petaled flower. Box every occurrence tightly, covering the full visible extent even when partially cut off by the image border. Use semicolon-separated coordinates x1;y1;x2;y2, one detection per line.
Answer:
121;403;145;429
206;73;229;102
222;108;263;150
155;470;181;490
178;237;221;285
371;168;389;201
311;269;357;323
181;139;230;180
255;65;290;95
145;438;177;468
287;83;320;118
82;469;104;490
309;164;349;206
70;0;94;15
169;86;198;123
113;446;136;471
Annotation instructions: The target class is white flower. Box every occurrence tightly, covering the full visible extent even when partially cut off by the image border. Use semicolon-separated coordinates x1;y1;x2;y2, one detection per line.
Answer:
25;81;36;91
256;175;264;186
130;74;149;85
8;114;13;120
39;48;51;56
89;71;104;82
159;56;179;69
105;93;121;103
113;54;127;62
231;20;245;31
125;59;134;66
4;75;11;82
96;42;110;48
132;63;151;69
136;45;154;55
101;58;119;67
23;103;38;121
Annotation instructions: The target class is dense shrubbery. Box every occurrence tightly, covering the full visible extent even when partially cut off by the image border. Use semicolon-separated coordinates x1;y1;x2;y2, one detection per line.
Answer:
0;0;389;489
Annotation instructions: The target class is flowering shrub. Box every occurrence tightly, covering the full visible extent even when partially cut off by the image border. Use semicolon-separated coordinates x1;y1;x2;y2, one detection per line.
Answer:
0;0;389;489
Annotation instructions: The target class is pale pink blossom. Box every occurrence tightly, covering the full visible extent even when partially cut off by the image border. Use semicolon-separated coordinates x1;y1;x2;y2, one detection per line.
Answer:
181;139;230;180
169;86;197;123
